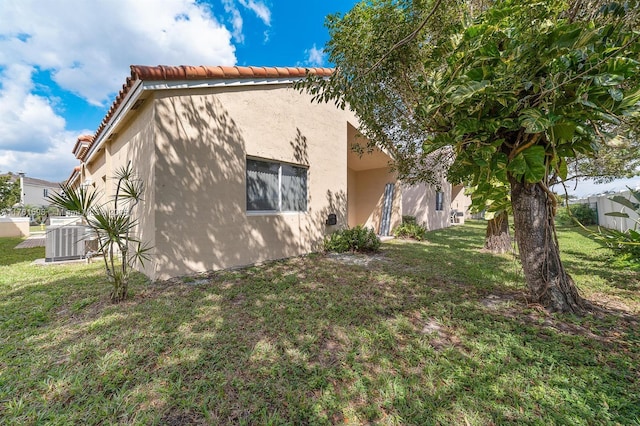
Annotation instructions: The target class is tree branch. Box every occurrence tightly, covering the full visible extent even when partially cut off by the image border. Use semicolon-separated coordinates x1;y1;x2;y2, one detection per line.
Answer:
364;0;445;76
509;133;541;160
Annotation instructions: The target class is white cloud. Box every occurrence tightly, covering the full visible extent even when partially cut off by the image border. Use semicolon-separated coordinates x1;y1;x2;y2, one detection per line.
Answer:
222;0;245;43
0;64;66;153
303;44;326;67
220;0;270;43
238;0;271;26
0;0;237;105
0;0;241;181
0;63;85;181
0;130;82;183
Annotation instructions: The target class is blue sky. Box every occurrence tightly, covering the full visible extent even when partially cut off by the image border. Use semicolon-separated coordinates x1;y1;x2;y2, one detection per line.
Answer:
0;0;357;182
0;0;638;195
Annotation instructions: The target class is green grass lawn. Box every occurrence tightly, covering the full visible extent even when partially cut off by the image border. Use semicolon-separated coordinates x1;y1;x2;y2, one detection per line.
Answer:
1;222;639;425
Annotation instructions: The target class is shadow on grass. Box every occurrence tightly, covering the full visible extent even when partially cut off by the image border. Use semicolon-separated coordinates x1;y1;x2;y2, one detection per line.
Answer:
2;224;639;424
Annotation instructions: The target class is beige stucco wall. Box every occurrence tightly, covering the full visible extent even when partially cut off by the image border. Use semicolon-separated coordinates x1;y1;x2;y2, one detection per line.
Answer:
451;185;472;218
402;181;452;230
84;150;108;204
0;217;29;237
348;167;400;234
75;83;407;280
78;99;157;277
151;84;355;280
114;100;157;278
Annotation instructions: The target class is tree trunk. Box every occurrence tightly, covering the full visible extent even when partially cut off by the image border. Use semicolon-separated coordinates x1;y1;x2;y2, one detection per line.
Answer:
484;211;511;254
510;177;585;313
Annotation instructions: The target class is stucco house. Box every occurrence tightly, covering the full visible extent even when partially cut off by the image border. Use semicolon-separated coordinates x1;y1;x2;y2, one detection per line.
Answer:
68;65;452;280
2;172;60;207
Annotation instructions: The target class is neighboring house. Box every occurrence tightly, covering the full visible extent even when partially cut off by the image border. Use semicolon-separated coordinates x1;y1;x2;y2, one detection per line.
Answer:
402;182;451;230
451;184;473;220
3;172;60;207
68;65;450;280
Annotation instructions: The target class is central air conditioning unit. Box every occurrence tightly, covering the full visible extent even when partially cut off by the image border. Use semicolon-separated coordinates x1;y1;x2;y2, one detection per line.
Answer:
45;225;94;262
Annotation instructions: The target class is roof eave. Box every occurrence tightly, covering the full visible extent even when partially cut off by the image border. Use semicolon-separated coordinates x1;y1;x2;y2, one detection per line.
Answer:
84;78;144;165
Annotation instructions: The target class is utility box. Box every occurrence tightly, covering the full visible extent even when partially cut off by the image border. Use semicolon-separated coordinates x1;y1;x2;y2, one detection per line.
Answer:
45;225;93;262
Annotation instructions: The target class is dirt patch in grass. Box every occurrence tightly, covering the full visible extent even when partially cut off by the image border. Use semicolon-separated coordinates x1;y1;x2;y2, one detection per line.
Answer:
326;251;388;268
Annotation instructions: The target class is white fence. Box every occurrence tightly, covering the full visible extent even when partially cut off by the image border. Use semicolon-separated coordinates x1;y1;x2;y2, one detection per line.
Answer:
573;189;639;232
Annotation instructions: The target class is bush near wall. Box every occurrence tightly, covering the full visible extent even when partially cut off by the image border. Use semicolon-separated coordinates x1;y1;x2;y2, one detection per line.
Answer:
393;216;429;241
556;203;597;226
324;225;381;253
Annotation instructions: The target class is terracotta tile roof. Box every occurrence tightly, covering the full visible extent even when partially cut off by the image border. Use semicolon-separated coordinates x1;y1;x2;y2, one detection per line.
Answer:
80;65;333;164
129;65;332;80
72;134;94;161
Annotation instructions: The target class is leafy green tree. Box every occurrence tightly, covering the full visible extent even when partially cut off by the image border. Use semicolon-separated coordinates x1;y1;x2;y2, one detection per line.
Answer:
48;163;151;302
303;0;640;312
0;174;21;212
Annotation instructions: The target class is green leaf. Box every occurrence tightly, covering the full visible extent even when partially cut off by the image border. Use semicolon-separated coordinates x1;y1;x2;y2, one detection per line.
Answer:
429;132;455;147
578;99;600;110
605;211;630;218
466;67;492;81
604;57;639;75
446;81;490;105
484;211;497;220
608;88;623;102
519;109;551;134
507;153;527;176
479;42;500;58
551;121;577;141
521;145;547;182
509;145;546;182
554;26;582;48
455;118;481;134
609;195;639;211
556;158;568;180
492;152;509;182
464;23;489;39
472;145;497;167
620;86;640;110
593;74;625;86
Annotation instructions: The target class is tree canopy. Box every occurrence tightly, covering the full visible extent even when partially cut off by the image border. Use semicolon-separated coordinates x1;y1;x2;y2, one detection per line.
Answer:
303;0;640;312
0;174;21;212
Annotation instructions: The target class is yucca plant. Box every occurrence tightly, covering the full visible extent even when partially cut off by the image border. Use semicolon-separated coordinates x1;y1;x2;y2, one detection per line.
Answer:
594;187;640;262
48;162;151;302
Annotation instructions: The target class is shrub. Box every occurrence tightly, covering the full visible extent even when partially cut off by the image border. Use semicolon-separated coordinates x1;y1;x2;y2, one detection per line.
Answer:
596;228;640;262
324;225;381;253
48;162;152;302
555;203;597;226
402;215;417;224
393;221;428;241
593;188;640;263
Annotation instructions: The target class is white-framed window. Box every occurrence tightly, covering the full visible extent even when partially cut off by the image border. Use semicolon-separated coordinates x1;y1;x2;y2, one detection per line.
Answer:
246;158;307;213
43;188;49;198
435;191;444;211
